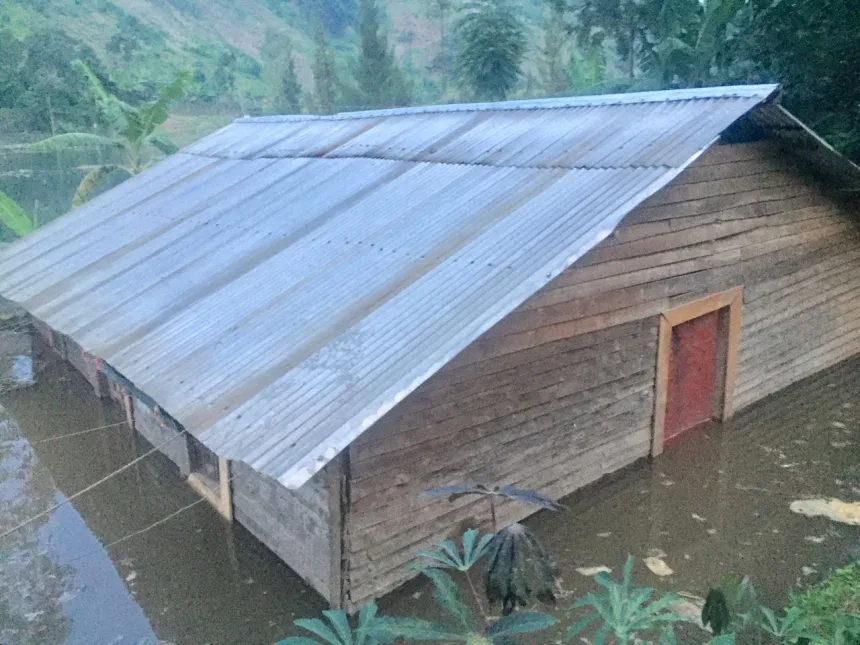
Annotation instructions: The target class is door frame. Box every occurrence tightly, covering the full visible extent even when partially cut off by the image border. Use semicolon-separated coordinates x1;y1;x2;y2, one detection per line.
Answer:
651;286;743;456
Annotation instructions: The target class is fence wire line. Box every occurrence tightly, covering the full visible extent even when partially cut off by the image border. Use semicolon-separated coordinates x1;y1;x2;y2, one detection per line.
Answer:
30;420;128;445
24;473;241;591
0;427;189;540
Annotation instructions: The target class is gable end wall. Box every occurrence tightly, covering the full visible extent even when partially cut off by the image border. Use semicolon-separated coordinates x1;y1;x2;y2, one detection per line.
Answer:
343;140;860;608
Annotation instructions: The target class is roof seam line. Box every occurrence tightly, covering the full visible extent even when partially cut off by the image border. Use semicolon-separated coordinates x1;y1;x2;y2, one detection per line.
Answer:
180;150;675;172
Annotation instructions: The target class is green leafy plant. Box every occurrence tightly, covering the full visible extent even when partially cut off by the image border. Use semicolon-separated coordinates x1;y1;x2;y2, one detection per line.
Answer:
384;565;557;643
452;0;527;101
565;555;691;644
276;603;394;645
0;191;35;238
417;528;494;572
29;60;188;207
485;523;559;615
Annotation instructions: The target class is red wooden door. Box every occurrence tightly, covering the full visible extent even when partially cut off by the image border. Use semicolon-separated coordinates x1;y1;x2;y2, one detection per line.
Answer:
664;310;720;441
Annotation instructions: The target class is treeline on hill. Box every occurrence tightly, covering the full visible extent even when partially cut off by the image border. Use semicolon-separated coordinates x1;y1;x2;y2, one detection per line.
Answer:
0;0;858;162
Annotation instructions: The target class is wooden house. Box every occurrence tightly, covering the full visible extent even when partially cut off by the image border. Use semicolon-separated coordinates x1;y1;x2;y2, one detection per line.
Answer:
2;84;859;610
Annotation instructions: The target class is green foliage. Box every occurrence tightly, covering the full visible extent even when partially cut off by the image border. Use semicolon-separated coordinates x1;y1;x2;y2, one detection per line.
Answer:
791;561;860;618
277;602;395;645
416;528;494;572
574;0;653;80
485;523;559;615
745;0;860;162
387;565;557;643
702;588;732;635
538;0;571;95
28;60;186;206
565;555;691;644
262;30;303;114
452;0;527;101
0;28;107;132
346;0;410;109
311;21;339;114
0;191;35;238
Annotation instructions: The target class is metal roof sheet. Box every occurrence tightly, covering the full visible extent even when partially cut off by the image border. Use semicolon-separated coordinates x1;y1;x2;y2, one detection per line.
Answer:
0;85;797;488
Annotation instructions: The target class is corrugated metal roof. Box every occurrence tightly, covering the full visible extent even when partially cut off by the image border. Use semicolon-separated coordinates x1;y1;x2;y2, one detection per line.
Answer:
0;85;794;488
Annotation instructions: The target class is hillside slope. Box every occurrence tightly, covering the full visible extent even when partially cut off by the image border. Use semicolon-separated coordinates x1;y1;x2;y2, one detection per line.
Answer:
2;0;543;108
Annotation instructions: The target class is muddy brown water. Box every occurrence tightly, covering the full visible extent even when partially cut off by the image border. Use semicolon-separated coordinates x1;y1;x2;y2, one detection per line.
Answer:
0;349;858;644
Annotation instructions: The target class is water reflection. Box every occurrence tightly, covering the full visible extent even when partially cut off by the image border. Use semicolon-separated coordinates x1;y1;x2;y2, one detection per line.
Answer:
0;338;857;643
0;353;324;645
381;358;860;636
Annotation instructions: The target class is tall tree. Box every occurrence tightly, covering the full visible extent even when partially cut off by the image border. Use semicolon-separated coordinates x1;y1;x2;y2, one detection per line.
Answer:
29;61;187;207
351;0;410;109
426;0;452;94
539;0;571;95
311;20;339;114
574;0;652;81
261;29;303;114
453;0;527;101
744;0;860;162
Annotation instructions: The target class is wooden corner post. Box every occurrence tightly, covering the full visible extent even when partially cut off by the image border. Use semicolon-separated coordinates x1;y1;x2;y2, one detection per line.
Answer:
651;287;743;457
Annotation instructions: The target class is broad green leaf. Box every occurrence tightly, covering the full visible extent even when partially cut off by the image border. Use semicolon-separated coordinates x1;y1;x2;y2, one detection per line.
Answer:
71;59;133;131
420;567;476;632
295;618;341;645
461;529;478;561
0;191;34;237
29;133;122;153
355;603;377;645
144;134;179;155
138;71;189;136
416;549;458;569
322;610;352;645
276;638;323;645
487;611;556;638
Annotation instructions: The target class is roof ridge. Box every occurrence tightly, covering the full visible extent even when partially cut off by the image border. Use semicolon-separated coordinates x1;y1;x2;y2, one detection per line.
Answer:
235;84;780;125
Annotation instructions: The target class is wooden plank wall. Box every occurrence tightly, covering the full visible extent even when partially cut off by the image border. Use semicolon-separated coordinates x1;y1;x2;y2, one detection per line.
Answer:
231;460;340;604
343;140;860;608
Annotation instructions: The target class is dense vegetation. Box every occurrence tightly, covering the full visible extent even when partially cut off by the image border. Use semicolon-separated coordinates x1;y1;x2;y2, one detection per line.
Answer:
0;0;857;161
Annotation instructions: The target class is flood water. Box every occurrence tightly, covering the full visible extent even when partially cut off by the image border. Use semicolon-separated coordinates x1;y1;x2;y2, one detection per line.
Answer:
0;338;858;644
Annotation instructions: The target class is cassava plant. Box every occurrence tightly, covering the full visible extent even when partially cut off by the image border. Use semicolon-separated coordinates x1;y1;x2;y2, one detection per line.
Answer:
565;555;692;644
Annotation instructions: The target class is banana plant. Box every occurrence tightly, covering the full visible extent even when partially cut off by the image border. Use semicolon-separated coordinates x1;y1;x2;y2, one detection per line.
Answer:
0;191;35;238
29;60;188;207
565;555;691;644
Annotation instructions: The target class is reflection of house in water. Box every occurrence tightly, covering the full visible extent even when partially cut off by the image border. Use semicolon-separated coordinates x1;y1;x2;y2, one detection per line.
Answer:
0;354;323;645
0;417;73;645
1;84;860;610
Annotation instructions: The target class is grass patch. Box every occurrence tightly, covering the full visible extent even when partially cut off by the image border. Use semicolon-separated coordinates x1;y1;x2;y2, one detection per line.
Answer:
790;560;860;616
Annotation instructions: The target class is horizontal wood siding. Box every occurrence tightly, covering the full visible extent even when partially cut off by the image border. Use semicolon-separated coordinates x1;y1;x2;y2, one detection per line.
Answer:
346;318;657;606
344;140;860;608
231;460;339;603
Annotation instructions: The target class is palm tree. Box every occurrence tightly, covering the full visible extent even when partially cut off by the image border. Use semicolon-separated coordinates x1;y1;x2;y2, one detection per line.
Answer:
0;191;35;238
29;61;188;207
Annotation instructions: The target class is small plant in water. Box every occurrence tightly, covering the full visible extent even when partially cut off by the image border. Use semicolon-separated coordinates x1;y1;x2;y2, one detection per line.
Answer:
565;555;690;644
